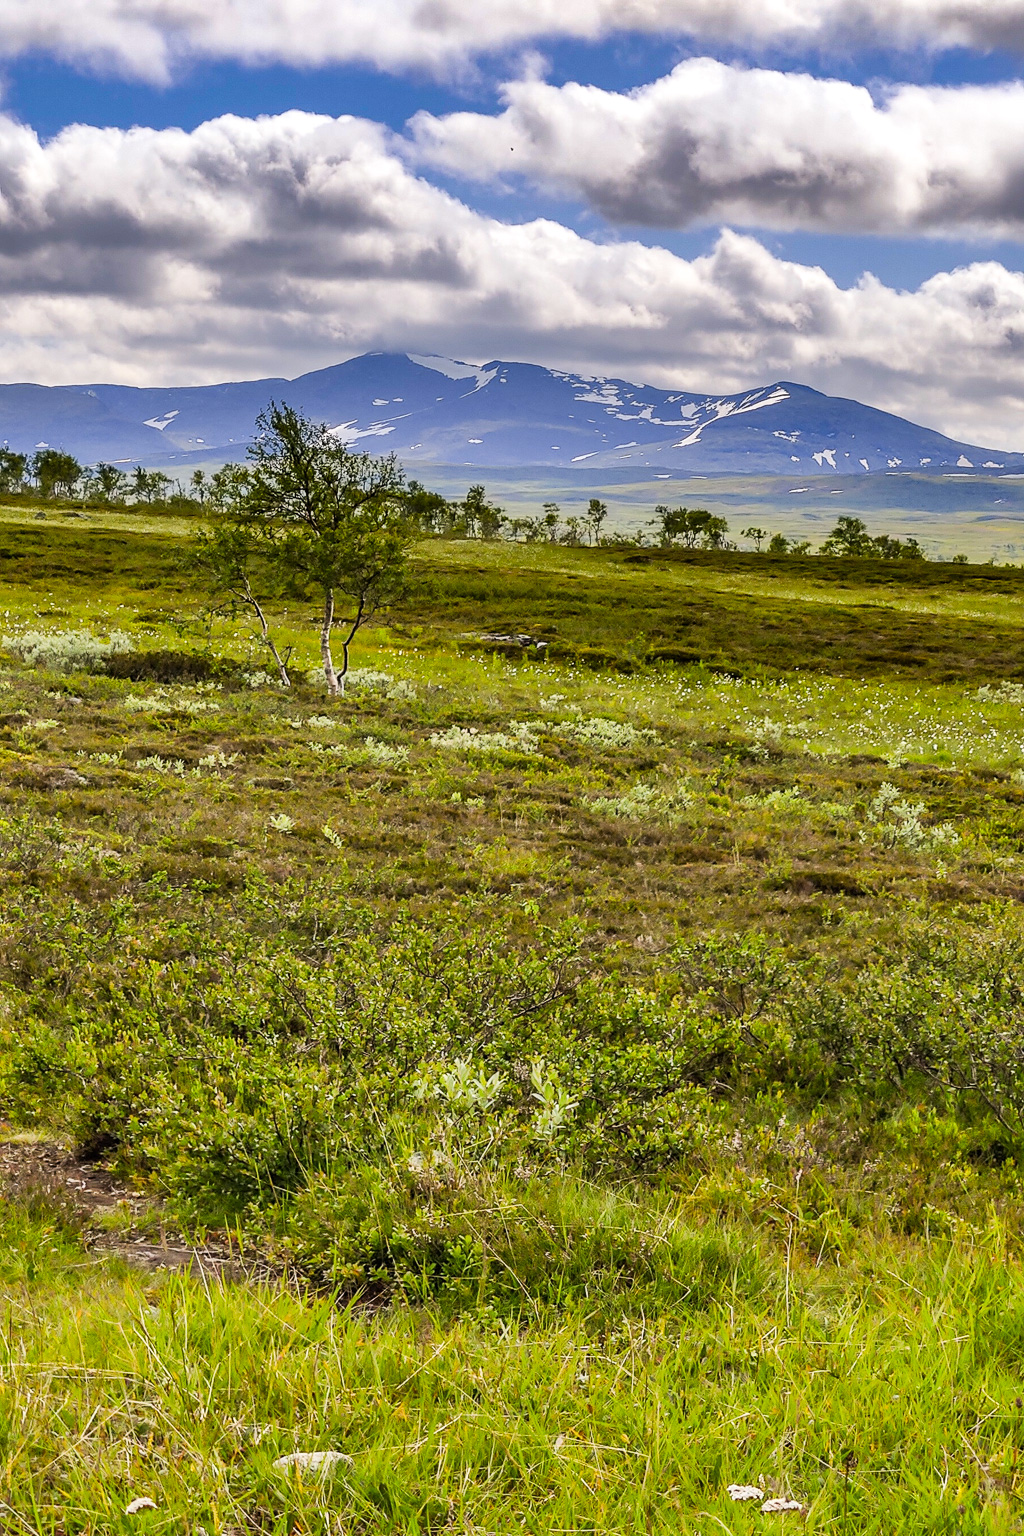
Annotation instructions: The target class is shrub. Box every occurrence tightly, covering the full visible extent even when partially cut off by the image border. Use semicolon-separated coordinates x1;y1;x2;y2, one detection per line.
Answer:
429;724;539;754
555;717;655;749
4;628;132;673
103;648;238;684
281;1166;767;1314
865;781;959;852
589;781;692;821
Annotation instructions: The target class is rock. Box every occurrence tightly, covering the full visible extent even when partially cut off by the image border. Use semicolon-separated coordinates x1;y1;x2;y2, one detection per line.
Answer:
272;1450;353;1475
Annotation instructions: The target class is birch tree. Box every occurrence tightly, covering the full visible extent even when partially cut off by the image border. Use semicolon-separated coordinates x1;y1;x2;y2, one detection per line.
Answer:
245;404;412;697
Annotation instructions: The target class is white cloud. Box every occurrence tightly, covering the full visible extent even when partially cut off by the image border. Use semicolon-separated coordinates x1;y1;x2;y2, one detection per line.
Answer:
3;0;1024;79
411;60;1024;236
0;109;1022;445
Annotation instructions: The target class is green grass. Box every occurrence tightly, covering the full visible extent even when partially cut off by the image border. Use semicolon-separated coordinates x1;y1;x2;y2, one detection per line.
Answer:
5;1196;1024;1535
5;524;1024;1530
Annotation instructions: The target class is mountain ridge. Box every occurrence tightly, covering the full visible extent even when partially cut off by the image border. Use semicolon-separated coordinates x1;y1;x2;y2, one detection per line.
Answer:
0;352;1018;475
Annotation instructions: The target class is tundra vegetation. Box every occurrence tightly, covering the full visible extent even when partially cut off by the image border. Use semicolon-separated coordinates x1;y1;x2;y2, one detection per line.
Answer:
4;441;1024;1533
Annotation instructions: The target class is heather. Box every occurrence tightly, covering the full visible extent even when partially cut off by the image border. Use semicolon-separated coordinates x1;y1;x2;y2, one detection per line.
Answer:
4;505;1024;1531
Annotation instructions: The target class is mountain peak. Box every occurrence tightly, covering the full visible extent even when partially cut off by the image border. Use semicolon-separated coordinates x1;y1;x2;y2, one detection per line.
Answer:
0;353;1014;474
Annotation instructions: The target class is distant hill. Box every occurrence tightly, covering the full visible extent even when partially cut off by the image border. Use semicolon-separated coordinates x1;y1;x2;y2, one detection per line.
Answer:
1;352;1019;474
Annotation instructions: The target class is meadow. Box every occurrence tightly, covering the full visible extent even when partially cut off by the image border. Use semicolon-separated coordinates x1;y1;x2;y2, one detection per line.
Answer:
5;509;1024;1532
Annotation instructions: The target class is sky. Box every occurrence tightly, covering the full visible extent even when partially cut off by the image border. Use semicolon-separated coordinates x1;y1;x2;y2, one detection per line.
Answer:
4;3;1024;444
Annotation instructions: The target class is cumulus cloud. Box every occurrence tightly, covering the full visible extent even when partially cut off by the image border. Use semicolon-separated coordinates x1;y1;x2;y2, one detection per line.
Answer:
0;109;1021;444
411;60;1024;237
5;0;1024;79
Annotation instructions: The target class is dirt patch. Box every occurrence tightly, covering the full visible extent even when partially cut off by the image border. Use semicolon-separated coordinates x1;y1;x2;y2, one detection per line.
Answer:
0;1136;273;1283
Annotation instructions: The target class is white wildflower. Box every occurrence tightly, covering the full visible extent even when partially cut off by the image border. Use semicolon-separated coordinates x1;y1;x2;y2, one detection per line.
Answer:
125;1497;159;1515
761;1498;805;1514
728;1486;764;1502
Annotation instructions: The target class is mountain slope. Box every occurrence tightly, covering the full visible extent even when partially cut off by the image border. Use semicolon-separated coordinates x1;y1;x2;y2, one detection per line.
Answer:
0;353;1018;474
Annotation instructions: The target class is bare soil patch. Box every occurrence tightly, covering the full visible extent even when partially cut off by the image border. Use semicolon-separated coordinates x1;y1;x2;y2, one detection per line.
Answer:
0;1135;270;1282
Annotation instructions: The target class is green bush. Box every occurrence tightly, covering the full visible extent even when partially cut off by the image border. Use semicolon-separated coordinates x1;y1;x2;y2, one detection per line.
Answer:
103;647;241;683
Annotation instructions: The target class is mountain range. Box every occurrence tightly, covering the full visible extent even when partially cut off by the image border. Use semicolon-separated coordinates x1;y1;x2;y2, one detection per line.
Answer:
1;352;1020;476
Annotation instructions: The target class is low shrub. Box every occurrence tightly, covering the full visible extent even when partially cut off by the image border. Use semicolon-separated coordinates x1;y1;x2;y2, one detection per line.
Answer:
279;1166;768;1312
4;628;132;672
103;648;241;684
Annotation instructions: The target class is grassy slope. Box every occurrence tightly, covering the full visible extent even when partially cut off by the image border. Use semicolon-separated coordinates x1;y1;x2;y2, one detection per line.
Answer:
4;527;1024;1531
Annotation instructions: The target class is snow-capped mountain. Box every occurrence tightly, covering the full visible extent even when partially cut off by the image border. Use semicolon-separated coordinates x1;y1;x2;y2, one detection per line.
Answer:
1;352;1019;474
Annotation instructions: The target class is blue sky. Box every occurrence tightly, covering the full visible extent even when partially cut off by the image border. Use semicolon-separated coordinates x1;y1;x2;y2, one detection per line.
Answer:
1;3;1024;444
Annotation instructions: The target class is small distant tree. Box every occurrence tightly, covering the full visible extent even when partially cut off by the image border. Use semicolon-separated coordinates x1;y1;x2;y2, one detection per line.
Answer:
821;516;926;560
871;533;925;561
0;448;26;493
130;466;172;504
33;448;82;498
245;402;413;697
767;533;813;556
653;504;729;549
208;463;251;511
91;463;129;503
742;525;769;552
561;516;584;546
190;469;210;506
586;498;608;544
542;502;562;542
820;516;875;557
405;479;455;535
462;484;507;540
131;466;155;503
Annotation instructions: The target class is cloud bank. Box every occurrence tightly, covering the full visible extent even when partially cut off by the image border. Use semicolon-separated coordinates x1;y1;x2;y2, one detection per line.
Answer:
6;0;1024;79
0;109;1021;445
412;61;1024;237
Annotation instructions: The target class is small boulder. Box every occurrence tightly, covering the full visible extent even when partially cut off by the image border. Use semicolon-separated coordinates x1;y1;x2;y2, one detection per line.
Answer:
272;1450;352;1475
